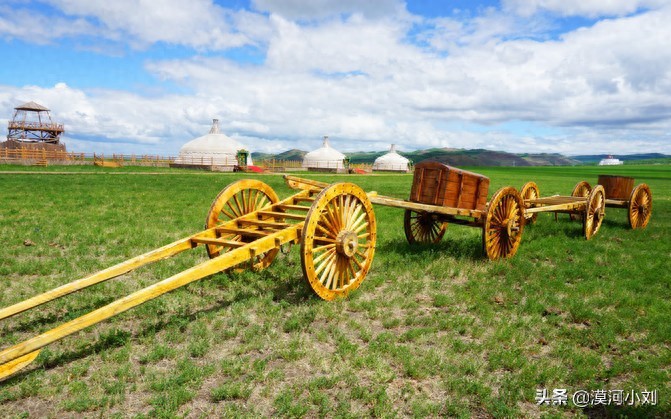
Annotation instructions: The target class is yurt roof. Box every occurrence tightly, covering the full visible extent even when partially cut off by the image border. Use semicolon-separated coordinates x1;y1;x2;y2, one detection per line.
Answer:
374;144;409;165
179;119;242;156
303;136;345;162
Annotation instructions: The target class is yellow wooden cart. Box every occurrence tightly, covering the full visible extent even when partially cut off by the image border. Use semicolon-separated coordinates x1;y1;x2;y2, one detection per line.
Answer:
596;175;652;229
0;179;377;381
1;166;529;381
286;161;526;261
519;180;606;239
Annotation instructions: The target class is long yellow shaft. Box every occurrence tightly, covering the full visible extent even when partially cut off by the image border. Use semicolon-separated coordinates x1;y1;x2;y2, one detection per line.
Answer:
0;238;195;321
0;224;301;372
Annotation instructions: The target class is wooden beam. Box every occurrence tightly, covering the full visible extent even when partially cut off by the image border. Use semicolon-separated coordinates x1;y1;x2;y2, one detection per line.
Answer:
0;238;195;322
0;225;302;382
238;219;290;228
525;202;584;213
369;195;484;219
258;211;306;220
190;237;245;248
605;199;628;208
275;204;310;211
215;227;270;237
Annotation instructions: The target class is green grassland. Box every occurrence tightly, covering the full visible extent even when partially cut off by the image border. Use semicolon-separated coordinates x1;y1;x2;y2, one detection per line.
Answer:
0;164;669;417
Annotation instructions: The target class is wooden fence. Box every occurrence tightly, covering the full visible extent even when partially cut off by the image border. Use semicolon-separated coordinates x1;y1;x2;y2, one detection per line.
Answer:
1;148;375;172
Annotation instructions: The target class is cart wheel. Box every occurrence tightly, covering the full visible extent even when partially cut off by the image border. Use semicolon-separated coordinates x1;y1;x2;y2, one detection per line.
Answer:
628;183;652;229
520;181;540;224
403;210;447;244
583;185;605;240
205;180;280;270
483;187;524;260
570;181;592;221
301;183;376;301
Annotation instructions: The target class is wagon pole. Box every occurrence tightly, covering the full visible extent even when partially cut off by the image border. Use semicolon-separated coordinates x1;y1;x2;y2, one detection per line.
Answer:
284;175;484;219
0;238;195;321
0;223;302;381
0;186;319;381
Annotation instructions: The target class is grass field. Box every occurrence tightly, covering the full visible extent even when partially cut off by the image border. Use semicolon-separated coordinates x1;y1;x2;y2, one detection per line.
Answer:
0;164;669;417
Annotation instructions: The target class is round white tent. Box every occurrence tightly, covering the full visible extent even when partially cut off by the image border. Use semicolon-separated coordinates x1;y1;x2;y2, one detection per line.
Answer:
373;144;411;172
599;155;624;166
173;119;243;171
302;136;346;172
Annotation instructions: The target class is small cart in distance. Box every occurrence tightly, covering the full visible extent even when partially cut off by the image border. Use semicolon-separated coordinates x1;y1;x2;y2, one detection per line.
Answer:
598;175;652;229
519;181;606;240
287;161;526;260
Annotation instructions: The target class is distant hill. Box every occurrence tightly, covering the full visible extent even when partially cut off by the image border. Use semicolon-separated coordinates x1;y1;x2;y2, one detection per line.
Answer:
571;153;670;163
253;149;306;162
251;147;665;167
347;148;580;166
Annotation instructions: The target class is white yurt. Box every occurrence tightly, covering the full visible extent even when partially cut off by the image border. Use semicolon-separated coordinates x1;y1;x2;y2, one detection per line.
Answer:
598;155;624;166
173;119;244;171
373;144;411;172
302;136;347;172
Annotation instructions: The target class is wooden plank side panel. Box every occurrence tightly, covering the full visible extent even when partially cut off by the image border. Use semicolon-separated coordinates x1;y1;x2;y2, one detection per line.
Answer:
409;161;490;210
598;175;635;200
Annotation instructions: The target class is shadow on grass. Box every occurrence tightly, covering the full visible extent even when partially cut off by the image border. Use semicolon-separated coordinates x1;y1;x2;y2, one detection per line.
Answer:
600;218;633;231
376;235;485;261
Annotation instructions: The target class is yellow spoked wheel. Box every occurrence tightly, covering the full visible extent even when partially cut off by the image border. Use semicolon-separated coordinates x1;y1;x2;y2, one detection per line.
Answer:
205;180;280;270
403;210;447;244
301;183;376;301
583;185;605;240
570;181;592;221
628;183;652;229
483;187;524;260
520;181;540;224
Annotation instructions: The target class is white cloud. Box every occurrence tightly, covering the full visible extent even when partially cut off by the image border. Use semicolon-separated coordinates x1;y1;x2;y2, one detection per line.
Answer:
251;0;404;20
0;0;267;50
503;0;668;17
2;2;671;156
0;5;98;43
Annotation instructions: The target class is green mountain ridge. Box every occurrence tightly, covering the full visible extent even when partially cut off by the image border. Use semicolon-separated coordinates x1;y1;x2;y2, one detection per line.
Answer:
250;148;669;167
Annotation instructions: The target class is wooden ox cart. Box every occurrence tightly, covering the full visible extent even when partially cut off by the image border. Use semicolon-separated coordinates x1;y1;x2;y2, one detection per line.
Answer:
286;161;526;261
597;175;652;229
519;181;606;239
0;179;377;381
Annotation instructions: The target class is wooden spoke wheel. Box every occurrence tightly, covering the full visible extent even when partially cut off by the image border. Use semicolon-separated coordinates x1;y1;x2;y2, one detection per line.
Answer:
628;183;652;229
403;210;447;244
583;185;605;240
520;181;540;224
570;181;592;221
301;183;376;301
482;187;524;260
205;180;280;270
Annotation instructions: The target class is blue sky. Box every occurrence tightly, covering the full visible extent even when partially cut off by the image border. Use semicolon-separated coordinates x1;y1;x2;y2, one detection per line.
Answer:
1;0;670;156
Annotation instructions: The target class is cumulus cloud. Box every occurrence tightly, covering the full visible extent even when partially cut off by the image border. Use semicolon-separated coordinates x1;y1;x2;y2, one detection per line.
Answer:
503;0;668;17
0;0;265;50
2;1;670;156
251;0;404;20
0;5;98;43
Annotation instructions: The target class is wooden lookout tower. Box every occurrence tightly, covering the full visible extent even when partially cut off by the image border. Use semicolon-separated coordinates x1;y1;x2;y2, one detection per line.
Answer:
3;101;66;151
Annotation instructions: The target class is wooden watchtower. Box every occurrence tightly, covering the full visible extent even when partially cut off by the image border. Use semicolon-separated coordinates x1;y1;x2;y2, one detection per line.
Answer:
3;101;66;151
